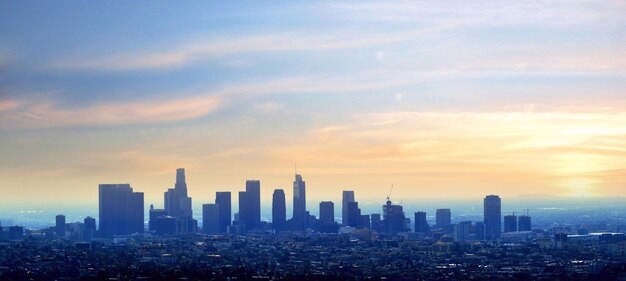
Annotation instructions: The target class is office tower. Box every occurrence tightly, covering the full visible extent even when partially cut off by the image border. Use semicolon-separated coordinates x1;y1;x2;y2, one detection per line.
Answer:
435;209;451;227
370;213;382;232
203;204;220;234
454;221;472;241
414;212;429;233
484;195;502;240
518;215;531;231
164;168;193;219
272;189;286;231
319;201;334;222
98;184;144;238
475;221;485;240
84;216;96;240
153;216;177;235
8;226;24;240
347;202;361;227
293;174;306;220
382;199;409;235
360;215;371;229
215;192;232;233
342;190;355;226
504;214;518;233
238;180;261;232
56;214;66;238
149;204;167;232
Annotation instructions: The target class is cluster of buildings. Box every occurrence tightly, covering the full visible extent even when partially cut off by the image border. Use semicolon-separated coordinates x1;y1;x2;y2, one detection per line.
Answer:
0;168;541;242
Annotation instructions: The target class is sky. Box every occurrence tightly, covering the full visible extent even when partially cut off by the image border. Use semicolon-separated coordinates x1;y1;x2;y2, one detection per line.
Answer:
0;1;625;211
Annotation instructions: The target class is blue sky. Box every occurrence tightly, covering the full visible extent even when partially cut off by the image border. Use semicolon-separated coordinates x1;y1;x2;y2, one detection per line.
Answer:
0;1;625;209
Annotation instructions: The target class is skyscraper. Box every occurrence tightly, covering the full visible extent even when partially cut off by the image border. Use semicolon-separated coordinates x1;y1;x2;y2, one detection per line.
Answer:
149;204;167;232
98;184;144;238
414;211;429;233
504;214;517;233
293;174;306;220
484;195;502;240
518;215;531;231
319;201;334;222
342;190;355;226
272;189;286;231
239;180;261;231
202;204;220;234
84;216;96;240
215;192;232;233
55;214;65;238
435;209;451;227
454;221;472;241
164;168;193;219
347;201;361;227
382;199;409;235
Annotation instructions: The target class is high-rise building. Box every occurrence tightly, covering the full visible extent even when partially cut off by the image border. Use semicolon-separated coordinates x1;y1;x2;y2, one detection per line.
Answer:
293;174;306;221
164;168;193;219
319;201;334;222
84;216;96;240
414;212;429;233
239;180;261;231
342;190;355;226
504;214;517;233
215;192;232;233
360;215;371;229
98;184;144;238
475;221;485;240
272;189;286;231
518;215;531;231
484;195;502;240
347;201;361;227
382;199;409;235
370;213;382;232
149;204;167;232
202;204;220;234
56;214;66;238
454;221;472;241
435;209;451;227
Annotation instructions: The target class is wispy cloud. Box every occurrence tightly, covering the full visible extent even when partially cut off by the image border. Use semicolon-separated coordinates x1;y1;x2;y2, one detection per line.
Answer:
0;94;221;129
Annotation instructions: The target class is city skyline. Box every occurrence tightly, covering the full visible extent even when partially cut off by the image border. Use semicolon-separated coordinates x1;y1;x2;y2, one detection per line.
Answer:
1;1;625;209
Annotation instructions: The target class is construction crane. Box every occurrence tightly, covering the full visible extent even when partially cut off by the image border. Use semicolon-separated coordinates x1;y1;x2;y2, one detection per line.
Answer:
387;184;394;201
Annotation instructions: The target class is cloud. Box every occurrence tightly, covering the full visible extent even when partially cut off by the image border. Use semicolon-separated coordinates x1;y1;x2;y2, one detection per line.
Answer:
254;102;285;113
51;26;450;71
0;94;221;129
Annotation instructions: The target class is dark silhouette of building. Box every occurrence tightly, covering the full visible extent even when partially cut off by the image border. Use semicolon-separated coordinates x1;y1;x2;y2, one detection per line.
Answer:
484;195;502;240
475;221;485;240
272;189;286;231
215;192;232;233
342;190;355;226
56;214;65;238
454;221;472;241
360;215;371;229
347;202;361;227
98;184;144;238
370;213;382;232
382;199;409;235
203;203;220;234
319;201;334;222
164;168;193;219
84;216;96;240
153;216;177;235
293;174;306;227
414;211;429;233
518;215;531;231
504;214;517;233
435;209;451;228
149;204;167;232
8;226;23;240
239;180;261;231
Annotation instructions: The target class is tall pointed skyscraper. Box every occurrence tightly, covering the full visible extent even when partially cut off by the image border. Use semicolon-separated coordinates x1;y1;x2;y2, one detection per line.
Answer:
484;195;502;241
293;174;306;220
164;168;193;219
